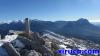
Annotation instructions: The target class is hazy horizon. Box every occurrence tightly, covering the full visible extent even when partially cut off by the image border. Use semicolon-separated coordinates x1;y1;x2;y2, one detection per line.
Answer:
0;18;99;24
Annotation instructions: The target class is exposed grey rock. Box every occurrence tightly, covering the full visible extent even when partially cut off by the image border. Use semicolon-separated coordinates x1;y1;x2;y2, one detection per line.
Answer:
25;50;42;56
0;47;9;56
2;42;20;56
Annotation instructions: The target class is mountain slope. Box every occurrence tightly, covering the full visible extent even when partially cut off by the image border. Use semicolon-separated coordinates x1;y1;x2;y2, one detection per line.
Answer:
0;18;100;44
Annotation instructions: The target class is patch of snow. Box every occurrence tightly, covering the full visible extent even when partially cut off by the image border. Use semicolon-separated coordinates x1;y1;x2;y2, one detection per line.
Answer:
0;35;18;56
59;45;78;56
4;35;18;42
45;30;65;38
44;31;100;56
77;45;87;50
0;35;18;46
44;34;63;42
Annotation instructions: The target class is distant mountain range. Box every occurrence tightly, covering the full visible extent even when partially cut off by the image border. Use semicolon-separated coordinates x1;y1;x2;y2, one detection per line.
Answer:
0;18;100;44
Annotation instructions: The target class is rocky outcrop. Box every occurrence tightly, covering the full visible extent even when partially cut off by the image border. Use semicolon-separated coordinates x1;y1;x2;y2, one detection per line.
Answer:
2;42;20;56
17;36;53;56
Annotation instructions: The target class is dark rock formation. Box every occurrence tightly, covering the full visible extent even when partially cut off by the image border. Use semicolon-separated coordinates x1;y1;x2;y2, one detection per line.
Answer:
2;42;20;56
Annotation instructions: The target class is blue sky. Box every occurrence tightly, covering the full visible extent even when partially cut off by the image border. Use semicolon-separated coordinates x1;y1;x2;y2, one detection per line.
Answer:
0;0;100;22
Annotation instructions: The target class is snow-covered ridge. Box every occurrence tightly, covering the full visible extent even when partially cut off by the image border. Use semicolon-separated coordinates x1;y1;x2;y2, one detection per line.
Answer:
0;35;18;56
0;35;18;46
43;31;100;56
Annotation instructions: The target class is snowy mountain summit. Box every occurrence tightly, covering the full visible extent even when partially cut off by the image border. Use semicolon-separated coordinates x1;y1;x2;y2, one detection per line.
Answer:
0;30;100;56
0;18;100;56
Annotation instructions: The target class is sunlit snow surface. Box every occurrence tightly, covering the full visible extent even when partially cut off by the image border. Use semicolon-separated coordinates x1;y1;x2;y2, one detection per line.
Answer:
0;35;18;56
0;35;18;46
44;34;79;56
0;31;99;56
44;31;100;56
